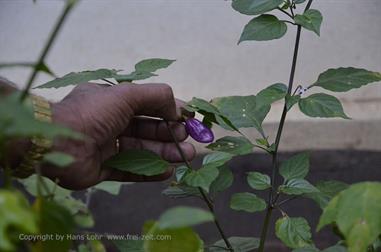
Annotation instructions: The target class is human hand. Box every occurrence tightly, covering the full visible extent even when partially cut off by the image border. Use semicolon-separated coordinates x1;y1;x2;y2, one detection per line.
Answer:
44;83;195;190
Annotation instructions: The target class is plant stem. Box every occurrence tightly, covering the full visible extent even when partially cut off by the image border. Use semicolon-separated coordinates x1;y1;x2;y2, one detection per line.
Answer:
277;7;294;19
258;1;313;250
20;0;77;101
165;121;233;251
258;206;273;251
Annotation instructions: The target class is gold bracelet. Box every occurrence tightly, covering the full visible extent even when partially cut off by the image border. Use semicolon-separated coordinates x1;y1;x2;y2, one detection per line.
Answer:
12;95;53;178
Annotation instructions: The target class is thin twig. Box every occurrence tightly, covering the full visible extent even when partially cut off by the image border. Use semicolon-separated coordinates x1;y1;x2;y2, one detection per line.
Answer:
277;195;298;206
277;7;294;19
20;0;77;101
101;78;117;85
165;121;233;251
281;20;297;25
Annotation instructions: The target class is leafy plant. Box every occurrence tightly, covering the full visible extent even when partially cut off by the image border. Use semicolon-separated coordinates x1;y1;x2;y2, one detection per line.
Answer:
1;0;381;251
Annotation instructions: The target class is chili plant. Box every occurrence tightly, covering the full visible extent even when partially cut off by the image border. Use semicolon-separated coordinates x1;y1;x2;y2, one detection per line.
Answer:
1;0;381;252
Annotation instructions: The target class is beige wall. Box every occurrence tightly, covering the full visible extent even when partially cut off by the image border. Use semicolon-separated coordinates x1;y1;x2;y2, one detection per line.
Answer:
1;0;380;124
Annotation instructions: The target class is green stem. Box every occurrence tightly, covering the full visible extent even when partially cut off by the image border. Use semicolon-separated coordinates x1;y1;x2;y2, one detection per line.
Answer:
258;1;313;250
165;121;233;251
20;0;77;101
258;206;273;251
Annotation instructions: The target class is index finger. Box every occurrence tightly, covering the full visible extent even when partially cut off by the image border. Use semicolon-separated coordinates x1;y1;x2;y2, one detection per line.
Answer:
113;83;180;121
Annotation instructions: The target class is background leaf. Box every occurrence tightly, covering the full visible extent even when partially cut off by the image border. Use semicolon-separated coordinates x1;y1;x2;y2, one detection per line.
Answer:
230;192;266;213
304;180;348;209
114;71;157;82
0;190;38;251
134;58;175;73
298;93;349;119
256;83;287;108
43;151;75;168
212;95;270;136
104;150;169;176
247;172;271;190
34;69;118;89
318;182;381;252
232;0;284;15
275;217;313;249
312;67;381;92
184;166;219;193
144;223;203;252
32;198;75;252
114;240;144;252
158;206;214;229
206;136;254;155
280;179;319;195
239;14;287;43
286;94;301;111
209;165;234;196
279;152;310;181
94;181;128;196
294;9;323;36
162;185;201;199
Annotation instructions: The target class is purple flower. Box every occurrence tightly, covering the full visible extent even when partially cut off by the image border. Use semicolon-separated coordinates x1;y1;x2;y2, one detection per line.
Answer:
185;118;214;143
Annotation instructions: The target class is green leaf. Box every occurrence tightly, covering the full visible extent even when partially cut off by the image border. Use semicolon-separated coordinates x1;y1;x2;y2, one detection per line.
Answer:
275;217;313;249
0;190;38;251
210;165;234;196
144;223;203;252
212;95;270;136
294;0;307;4
34;68;119;89
135;58;175;73
304;180;348;209
298;93;350;119
239;14;287;43
158;206;214;229
183;166;219;193
176;165;189;182
318;182;381;252
186;97;239;132
280;179;319;195
43;151;75;168
232;0;284;15
114;71;157;82
187;97;221;115
256;83;287;108
230;192;266;213
33;198;75;252
312;67;381;92
114;240;144;252
74;210;95;228
279;152;309;181
162;185;201;199
94;181;127;195
294;9;323;36
184;152;232;193
202;152;234;167
206;136;254;155
19;174;71;199
286;94;301;111
247;172;271;190
104;150;169;176
210;237;260;252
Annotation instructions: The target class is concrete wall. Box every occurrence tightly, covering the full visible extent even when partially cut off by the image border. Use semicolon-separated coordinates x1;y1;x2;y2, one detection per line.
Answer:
1;0;380;150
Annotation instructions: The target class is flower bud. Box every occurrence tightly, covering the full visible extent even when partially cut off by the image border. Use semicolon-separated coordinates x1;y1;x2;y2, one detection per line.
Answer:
185;118;214;143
